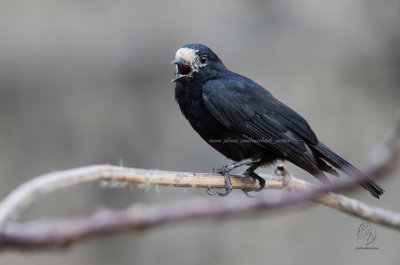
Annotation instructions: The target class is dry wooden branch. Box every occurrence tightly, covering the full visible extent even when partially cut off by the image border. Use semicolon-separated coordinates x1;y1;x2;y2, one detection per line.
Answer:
0;122;399;250
0;168;399;250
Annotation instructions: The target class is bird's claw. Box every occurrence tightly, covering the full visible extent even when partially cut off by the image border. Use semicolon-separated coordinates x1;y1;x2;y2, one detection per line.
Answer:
241;189;256;198
254;176;265;192
206;187;216;196
240;173;265;196
205;173;233;197
216;174;232;196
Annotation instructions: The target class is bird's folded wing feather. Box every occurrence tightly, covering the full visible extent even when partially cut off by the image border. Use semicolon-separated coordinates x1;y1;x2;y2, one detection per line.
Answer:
202;77;318;157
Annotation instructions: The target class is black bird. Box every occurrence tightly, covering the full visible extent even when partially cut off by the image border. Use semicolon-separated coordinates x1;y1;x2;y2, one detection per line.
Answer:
171;43;384;198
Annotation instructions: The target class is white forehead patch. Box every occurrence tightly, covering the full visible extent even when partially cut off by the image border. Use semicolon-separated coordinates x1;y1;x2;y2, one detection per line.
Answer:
175;47;198;64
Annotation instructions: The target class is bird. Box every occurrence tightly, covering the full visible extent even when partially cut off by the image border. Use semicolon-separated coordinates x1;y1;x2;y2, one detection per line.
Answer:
171;43;384;198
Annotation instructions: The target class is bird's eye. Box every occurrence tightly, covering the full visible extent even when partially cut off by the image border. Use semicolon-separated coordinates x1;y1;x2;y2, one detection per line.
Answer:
200;55;208;64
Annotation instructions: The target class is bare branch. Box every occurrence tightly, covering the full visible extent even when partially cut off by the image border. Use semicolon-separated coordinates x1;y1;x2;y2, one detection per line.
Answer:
0;166;283;226
1;173;400;250
0;121;399;250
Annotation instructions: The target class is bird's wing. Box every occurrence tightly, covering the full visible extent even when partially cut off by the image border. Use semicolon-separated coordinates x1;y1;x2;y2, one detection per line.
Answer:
202;77;318;157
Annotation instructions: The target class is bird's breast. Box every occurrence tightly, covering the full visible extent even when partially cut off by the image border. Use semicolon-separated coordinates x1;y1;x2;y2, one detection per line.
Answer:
174;81;262;161
175;82;217;132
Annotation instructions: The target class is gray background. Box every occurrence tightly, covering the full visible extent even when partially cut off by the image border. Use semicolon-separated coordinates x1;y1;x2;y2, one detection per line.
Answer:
1;0;399;264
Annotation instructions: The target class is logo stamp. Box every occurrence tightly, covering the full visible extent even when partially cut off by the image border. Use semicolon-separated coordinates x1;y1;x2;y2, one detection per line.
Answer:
355;222;378;249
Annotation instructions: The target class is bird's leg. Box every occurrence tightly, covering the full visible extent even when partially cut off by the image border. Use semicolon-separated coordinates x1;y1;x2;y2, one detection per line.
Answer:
240;164;265;197
214;157;255;175
207;155;263;196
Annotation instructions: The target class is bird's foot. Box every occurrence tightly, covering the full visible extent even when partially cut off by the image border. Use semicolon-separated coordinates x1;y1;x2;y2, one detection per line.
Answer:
206;173;233;197
240;172;265;196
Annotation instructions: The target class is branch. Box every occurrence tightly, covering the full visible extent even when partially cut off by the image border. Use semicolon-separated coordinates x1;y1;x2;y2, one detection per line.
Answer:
0;122;399;250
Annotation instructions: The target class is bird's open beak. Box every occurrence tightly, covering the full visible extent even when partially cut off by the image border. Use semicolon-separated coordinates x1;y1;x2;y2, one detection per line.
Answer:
171;58;192;82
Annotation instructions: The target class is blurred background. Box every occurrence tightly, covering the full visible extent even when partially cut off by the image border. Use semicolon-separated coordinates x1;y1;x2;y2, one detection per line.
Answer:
0;0;399;264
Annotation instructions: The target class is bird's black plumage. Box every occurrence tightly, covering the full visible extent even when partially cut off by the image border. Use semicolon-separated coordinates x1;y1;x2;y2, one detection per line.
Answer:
172;43;384;198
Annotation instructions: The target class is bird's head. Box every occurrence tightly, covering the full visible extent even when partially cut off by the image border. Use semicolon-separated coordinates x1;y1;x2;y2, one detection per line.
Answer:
171;44;225;82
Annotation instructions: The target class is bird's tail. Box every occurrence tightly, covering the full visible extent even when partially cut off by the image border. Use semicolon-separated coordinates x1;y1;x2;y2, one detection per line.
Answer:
313;142;384;199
